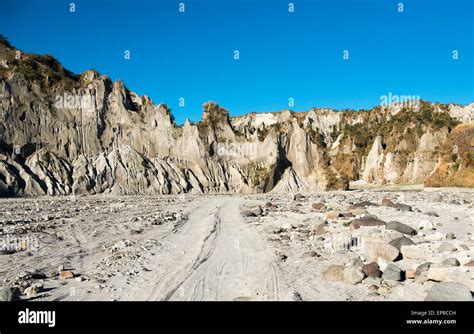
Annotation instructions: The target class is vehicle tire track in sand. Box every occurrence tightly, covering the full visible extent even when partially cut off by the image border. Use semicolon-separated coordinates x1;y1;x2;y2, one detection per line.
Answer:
147;196;293;301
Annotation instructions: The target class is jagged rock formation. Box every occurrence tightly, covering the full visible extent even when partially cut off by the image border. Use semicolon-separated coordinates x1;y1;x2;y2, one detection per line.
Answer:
0;36;473;196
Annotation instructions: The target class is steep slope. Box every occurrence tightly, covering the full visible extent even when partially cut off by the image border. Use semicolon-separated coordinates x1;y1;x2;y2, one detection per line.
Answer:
0;36;473;196
425;123;474;187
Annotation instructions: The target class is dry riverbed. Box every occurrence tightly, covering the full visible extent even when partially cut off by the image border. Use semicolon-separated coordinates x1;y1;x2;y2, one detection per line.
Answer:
0;188;473;301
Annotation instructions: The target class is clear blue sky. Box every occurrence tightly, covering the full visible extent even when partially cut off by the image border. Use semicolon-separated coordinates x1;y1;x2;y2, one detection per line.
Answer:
1;0;473;124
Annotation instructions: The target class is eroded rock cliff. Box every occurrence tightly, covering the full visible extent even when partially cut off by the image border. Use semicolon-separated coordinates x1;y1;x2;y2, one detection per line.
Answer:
0;37;472;196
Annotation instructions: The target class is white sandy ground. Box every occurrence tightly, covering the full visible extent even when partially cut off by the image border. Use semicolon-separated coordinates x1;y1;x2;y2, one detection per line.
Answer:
0;187;473;301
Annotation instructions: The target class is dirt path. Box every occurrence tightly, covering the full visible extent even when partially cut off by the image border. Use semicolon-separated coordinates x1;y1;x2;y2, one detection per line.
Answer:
146;196;292;301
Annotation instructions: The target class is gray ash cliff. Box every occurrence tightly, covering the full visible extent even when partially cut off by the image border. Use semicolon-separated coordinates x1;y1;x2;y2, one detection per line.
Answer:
0;37;473;196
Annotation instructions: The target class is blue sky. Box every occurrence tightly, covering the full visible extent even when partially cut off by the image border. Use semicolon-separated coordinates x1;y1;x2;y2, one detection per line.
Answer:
1;0;473;124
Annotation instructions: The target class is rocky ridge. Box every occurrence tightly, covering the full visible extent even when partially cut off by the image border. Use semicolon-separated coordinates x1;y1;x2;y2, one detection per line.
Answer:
0;36;473;196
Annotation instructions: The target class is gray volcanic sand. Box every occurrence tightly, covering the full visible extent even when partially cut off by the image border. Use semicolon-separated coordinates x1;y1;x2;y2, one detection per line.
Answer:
0;187;473;301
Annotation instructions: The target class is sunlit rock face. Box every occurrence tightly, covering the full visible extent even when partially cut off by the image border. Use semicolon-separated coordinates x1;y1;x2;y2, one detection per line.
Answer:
0;39;472;196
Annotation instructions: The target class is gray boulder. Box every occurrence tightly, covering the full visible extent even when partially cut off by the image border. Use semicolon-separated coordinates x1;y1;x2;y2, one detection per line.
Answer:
425;282;472;301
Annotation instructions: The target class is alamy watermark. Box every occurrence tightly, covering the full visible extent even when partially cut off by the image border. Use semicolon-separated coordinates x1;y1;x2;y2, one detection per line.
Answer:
380;92;420;111
216;141;258;159
324;231;360;253
0;235;39;253
54;92;96;112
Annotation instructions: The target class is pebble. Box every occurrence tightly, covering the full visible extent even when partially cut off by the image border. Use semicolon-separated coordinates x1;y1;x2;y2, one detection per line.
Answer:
293;193;304;201
325;211;341;220
406;270;416;279
24;285;39;298
313;223;326;236
415;262;433;277
381;198;395;206
393;203;412;212
312;203;327;211
281;223;294;230
441;258;461;267
241;210;256;217
464;260;474;267
424;211;439;217
446;232;455;240
438;242;457;253
417;220;433;230
59;271;75;279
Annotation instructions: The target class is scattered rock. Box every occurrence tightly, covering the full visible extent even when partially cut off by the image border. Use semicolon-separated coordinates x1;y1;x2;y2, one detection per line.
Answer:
351;258;364;269
427;265;454;281
281;223;294;230
249;206;263;216
24;285;39;298
425;282;472;301
406;270;416;279
59;271;75;279
382;264;405;281
325;211;341;220
441;258;461;267
377;257;389;271
446;233;455;240
393;203;412;212
264;226;282;234
323;265;345;282
241;210;256;217
111;240;134;253
353;201;378;207
314;222;327;236
438;242;457;253
389;236;416;251
381;198;395;206
350;217;386;230
415;262;433;277
432;194;443;202
312;203;327;211
417;220;433;230
343;266;365;284
424;232;445;241
293;193;304;201
0;287;21;301
368;285;379;292
464;260;474;267
386;221;416;235
424;211;439;217
350;208;368;216
363;242;400;262
401;245;426;260
303;250;319;258
362;262;382;278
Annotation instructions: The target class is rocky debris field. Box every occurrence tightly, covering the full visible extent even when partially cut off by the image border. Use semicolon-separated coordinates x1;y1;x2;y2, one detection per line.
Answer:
0;188;473;301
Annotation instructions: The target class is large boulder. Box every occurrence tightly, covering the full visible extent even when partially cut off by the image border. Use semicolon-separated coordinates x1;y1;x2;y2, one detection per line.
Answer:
363;242;400;262
425;282;472;301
